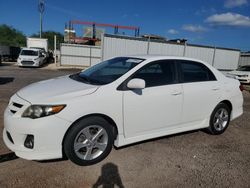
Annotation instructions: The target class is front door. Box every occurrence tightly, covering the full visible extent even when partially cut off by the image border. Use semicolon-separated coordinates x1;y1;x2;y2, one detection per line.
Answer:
123;60;183;138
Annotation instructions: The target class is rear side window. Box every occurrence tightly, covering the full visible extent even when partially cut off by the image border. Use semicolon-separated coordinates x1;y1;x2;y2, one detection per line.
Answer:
132;60;176;87
179;61;216;83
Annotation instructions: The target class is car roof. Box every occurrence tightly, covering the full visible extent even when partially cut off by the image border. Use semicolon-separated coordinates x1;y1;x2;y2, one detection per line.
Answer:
124;55;205;63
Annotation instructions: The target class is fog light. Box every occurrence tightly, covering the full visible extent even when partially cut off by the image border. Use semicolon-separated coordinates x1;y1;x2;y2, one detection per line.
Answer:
24;135;34;149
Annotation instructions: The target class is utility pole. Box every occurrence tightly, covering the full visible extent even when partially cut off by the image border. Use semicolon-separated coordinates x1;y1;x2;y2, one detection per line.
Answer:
38;0;45;38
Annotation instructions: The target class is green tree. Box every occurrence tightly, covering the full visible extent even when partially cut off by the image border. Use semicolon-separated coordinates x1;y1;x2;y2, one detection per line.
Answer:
31;31;64;50
0;24;26;46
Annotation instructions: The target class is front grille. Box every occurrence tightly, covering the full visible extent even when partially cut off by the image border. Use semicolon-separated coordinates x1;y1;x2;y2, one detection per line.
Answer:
9;101;24;115
13;102;23;108
10;110;17;114
6;131;14;144
237;75;247;78
21;61;34;65
239;79;248;82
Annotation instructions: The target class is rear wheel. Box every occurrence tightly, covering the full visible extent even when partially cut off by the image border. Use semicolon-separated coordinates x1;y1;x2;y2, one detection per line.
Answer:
64;117;114;166
207;103;231;135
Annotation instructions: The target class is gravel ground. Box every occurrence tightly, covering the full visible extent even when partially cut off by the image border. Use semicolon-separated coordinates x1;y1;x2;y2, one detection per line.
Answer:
0;62;250;188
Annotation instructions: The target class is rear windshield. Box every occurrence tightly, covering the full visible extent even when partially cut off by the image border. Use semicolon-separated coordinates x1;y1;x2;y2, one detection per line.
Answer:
21;50;38;56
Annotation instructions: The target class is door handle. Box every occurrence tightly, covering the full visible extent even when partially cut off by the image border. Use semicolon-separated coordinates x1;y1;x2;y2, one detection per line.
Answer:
171;91;182;96
212;87;220;91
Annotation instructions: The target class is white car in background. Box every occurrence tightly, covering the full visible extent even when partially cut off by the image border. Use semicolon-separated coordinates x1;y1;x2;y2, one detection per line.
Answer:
227;65;250;85
3;56;243;166
17;48;46;67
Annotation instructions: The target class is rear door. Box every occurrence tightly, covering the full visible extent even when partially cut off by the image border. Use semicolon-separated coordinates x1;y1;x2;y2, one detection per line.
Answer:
177;60;220;124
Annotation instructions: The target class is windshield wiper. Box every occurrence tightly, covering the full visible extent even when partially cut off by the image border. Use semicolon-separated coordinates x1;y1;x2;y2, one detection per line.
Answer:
78;74;91;83
69;74;91;84
70;74;105;85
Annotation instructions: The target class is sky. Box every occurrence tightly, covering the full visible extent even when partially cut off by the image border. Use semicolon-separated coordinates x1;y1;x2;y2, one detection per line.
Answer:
0;0;250;51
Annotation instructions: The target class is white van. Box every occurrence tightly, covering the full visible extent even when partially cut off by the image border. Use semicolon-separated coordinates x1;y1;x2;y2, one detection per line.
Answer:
17;48;46;67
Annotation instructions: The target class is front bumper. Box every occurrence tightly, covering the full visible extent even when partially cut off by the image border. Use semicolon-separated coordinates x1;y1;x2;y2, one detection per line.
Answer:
3;94;72;160
226;74;250;84
235;76;250;84
17;59;40;67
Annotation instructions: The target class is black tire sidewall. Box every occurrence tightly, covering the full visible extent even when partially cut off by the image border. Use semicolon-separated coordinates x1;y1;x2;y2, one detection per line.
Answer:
64;117;114;166
209;103;231;135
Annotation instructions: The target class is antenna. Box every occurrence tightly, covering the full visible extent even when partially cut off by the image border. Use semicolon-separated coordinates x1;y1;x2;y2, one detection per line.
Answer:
38;0;45;38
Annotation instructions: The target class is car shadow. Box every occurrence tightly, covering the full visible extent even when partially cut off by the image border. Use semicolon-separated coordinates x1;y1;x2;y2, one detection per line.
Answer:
92;162;124;188
0;152;18;163
0;77;14;85
36;156;68;163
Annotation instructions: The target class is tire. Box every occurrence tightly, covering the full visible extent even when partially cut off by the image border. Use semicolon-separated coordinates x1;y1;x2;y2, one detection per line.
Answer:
207;103;231;135
63;117;114;166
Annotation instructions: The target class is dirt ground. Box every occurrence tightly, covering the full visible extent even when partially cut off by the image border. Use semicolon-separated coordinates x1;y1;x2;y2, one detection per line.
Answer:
0;62;250;188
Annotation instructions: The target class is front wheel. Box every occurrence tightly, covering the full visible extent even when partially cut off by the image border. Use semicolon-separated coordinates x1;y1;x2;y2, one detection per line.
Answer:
207;103;231;135
63;117;114;166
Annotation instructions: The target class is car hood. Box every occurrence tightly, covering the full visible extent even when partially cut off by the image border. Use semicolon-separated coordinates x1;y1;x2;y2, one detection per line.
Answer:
17;75;99;104
19;55;38;60
228;70;250;76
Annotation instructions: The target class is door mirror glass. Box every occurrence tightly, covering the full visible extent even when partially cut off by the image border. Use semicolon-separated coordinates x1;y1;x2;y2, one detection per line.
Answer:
127;78;145;89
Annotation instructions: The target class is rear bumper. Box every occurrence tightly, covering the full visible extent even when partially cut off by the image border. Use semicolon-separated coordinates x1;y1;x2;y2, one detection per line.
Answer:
231;93;244;121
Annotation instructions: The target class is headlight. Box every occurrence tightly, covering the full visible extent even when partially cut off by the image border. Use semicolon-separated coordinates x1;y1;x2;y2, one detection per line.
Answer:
22;105;66;119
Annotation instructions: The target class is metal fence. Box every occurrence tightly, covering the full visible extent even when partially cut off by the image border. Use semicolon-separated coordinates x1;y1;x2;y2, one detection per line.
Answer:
60;43;101;66
239;53;250;66
102;34;240;70
60;34;240;70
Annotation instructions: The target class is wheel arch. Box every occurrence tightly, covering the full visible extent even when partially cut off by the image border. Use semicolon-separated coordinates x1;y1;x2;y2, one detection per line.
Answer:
219;100;232;112
61;113;119;156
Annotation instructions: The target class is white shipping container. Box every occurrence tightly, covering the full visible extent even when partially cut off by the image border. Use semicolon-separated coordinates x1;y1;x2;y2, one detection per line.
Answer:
27;38;48;52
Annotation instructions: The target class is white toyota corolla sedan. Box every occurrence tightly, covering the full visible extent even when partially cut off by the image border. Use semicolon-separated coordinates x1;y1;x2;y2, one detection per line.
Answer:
3;56;243;165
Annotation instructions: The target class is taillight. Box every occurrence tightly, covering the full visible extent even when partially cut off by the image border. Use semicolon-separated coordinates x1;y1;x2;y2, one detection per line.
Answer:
239;84;244;91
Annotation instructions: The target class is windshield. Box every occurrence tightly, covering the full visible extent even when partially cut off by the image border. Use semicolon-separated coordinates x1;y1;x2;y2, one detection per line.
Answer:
21;50;38;56
70;57;144;85
237;66;250;71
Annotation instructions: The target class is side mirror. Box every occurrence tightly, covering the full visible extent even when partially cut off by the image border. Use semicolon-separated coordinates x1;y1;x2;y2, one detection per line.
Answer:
127;78;145;89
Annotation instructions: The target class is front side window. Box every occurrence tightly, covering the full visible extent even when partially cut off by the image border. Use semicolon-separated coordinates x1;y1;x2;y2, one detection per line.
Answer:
179;61;216;83
132;60;176;88
70;57;144;85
